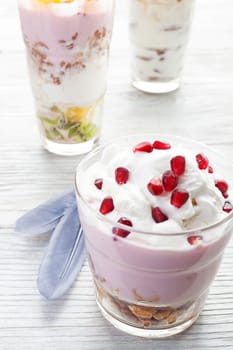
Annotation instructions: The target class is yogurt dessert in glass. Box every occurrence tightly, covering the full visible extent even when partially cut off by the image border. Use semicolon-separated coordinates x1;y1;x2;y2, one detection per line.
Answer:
18;0;115;155
129;0;195;93
75;135;233;338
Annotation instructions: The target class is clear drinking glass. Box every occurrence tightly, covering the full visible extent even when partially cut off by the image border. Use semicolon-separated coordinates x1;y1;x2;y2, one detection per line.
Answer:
129;0;195;93
75;135;233;338
18;0;115;155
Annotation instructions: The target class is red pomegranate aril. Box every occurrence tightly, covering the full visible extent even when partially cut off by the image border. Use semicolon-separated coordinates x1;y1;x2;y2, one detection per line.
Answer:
147;177;164;195
215;180;228;195
187;235;202;245
196;153;209;170
171;189;189;208
208;166;214;174
162;170;178;192
133;141;153;153
115;167;129;185
113;217;133;238
153;140;171;150
99;197;114;215
151;207;168;223
170;155;186;176
223;201;233;213
94;178;103;190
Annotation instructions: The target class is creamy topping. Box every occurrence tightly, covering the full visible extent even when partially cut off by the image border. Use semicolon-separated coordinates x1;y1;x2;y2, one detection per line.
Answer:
78;140;232;236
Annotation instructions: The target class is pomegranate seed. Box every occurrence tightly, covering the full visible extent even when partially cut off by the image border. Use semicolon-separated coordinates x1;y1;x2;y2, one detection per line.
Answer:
215;180;228;195
99;197;114;215
113;217;133;238
170;155;186;176
153;140;171;150
162;170;178;192
223;192;229;199
187;235;202;245
196;153;209;170
133;141;153;153
171;189;189;208
147;177;164;195
115;167;129;185
223;201;233;213
94;178;103;190
208;166;214;174
151;207;168;223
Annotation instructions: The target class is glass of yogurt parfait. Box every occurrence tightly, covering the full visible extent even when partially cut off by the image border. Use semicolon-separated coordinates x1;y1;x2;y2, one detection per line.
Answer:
75;135;233;338
129;0;195;93
18;0;115;155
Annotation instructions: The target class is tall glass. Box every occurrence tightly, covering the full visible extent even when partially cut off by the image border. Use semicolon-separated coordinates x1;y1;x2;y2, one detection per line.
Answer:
18;0;115;155
129;0;195;93
75;135;233;338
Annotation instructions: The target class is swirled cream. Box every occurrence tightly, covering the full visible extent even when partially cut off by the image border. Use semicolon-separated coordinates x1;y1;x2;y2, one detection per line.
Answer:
78;138;232;235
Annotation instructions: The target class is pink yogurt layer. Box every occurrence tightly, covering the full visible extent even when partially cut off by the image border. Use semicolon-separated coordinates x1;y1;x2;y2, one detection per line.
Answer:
19;4;113;65
78;203;232;307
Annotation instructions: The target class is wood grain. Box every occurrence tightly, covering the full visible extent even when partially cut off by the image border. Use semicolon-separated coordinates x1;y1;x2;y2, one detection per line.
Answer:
1;0;233;349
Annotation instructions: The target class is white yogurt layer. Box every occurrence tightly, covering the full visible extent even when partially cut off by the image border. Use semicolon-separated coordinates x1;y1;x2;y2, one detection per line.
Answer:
28;54;108;107
78;141;231;237
129;0;195;81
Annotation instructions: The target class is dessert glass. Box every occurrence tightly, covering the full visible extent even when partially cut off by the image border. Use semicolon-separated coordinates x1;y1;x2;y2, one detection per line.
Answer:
129;0;195;93
18;0;115;155
75;135;233;338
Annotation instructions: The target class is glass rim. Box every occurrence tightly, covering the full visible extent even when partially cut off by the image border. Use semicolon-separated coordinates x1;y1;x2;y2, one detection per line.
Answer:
74;134;233;237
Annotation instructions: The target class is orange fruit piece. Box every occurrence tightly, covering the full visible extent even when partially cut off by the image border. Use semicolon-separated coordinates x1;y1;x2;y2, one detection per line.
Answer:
66;106;91;122
37;0;74;5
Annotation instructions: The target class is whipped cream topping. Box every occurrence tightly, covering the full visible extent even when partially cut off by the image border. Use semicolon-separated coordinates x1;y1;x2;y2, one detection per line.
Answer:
78;140;232;236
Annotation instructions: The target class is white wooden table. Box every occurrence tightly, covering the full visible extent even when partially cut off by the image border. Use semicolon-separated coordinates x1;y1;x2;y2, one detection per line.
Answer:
1;0;233;349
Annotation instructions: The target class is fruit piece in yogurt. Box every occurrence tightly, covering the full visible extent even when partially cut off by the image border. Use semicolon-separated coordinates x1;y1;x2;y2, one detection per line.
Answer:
37;0;66;4
113;217;133;238
171;155;186;176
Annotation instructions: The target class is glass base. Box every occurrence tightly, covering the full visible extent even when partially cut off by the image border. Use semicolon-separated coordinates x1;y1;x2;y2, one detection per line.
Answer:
95;282;208;338
132;78;180;94
41;136;97;156
97;300;200;338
